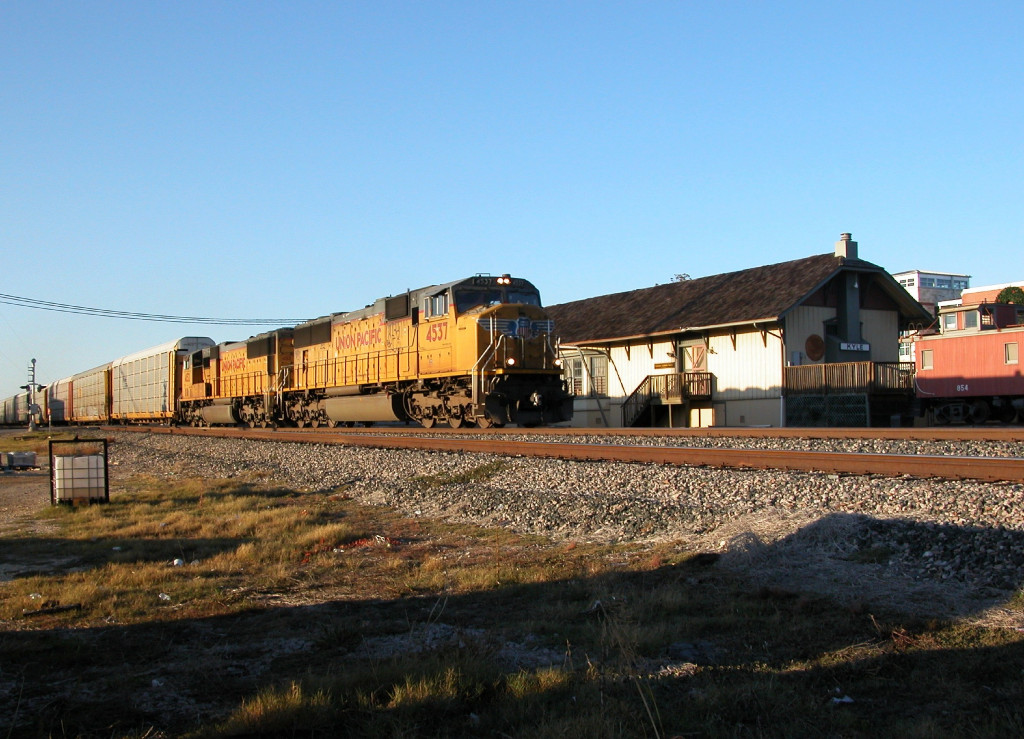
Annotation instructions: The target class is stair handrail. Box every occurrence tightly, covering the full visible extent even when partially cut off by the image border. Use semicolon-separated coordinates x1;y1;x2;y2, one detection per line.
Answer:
621;374;656;427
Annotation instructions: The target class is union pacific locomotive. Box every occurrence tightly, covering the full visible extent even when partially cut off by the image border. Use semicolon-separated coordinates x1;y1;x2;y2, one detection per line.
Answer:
3;274;574;429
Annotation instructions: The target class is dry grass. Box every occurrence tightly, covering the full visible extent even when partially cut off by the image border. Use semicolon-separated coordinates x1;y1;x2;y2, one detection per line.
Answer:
1;470;1023;738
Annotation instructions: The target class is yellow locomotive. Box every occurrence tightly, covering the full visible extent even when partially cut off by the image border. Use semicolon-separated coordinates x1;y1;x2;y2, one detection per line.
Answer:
179;274;572;428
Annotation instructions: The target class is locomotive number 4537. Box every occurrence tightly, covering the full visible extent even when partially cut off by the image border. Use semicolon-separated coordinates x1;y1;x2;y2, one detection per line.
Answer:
425;323;448;342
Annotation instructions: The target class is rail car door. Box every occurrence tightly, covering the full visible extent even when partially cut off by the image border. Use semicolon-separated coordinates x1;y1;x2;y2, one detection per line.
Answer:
419;290;454;376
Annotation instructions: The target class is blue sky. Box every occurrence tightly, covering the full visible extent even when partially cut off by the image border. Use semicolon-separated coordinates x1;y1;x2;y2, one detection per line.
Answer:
2;1;1022;393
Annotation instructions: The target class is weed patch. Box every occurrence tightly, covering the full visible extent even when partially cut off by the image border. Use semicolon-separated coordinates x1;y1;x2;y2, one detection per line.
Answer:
1;473;1023;738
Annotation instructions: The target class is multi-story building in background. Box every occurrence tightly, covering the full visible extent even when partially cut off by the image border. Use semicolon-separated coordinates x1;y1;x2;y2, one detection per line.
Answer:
892;269;970;316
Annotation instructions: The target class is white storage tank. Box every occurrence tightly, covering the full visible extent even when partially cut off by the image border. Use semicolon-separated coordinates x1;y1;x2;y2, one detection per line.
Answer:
50;439;109;505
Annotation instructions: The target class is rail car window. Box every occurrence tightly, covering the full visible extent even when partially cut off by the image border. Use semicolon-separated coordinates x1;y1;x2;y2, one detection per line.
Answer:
1006;343;1018;365
964;311;978;330
942;314;958;331
508;290;541;306
423;293;449;319
189;351;203;383
453;288;540;313
921;349;933;370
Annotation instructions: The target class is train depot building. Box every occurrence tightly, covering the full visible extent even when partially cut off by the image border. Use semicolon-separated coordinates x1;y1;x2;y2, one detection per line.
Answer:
547;234;933;428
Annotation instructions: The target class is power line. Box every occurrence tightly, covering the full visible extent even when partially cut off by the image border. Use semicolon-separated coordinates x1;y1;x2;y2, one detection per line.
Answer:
0;293;307;326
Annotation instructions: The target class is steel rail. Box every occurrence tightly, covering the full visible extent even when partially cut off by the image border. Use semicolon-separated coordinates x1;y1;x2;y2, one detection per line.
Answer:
130;426;1024;483
177;424;1024;442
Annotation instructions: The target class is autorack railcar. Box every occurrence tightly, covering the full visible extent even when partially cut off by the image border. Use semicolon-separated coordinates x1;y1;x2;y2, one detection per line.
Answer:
0;390;31;426
111;337;215;424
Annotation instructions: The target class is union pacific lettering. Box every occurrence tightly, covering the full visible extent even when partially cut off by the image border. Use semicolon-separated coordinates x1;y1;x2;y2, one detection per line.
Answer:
220;356;248;373
335;324;385;352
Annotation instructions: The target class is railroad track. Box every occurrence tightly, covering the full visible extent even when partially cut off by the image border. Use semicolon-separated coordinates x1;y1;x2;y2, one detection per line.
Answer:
120;426;1024;483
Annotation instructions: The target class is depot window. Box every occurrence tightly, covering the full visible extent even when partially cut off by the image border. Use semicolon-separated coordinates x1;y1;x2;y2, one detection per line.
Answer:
589;355;608;395
1006;343;1019;365
564;354;607;396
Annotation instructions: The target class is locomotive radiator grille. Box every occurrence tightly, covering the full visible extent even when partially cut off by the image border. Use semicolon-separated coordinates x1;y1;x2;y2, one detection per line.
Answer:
477;318;554;338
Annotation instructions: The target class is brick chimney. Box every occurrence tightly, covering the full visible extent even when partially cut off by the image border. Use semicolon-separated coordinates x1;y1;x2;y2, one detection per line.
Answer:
835;233;858;259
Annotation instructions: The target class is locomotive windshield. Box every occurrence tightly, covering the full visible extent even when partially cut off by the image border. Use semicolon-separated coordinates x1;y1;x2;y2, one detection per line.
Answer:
453;288;541;313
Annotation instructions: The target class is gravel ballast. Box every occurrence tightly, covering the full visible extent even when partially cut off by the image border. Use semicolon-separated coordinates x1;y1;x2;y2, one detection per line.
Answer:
109;431;1024;623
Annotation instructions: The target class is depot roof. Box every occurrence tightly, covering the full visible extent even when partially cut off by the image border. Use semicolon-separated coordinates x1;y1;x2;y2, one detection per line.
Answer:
546;253;932;346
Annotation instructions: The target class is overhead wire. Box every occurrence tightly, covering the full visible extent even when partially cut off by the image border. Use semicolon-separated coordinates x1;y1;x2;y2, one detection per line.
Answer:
0;293;307;326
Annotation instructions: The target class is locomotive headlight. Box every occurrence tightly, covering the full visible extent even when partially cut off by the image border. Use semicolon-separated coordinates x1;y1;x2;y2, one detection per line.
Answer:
506;357;517;366
498;274;512;285
553;358;563;368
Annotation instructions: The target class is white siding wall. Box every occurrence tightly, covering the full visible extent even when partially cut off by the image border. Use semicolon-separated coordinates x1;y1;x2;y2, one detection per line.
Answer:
784;306;833;365
861;309;900;362
714;398;783;427
706;329;784;401
607;341;675;398
783;307;902;364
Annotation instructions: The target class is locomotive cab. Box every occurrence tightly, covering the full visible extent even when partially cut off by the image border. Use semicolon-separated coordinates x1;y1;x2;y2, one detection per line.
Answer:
451;275;572;427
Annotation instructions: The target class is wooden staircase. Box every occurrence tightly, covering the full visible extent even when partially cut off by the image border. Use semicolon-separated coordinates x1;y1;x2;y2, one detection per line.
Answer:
621;372;712;427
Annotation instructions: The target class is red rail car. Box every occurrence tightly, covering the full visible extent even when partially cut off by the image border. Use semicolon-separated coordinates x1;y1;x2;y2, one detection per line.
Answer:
914;302;1024;423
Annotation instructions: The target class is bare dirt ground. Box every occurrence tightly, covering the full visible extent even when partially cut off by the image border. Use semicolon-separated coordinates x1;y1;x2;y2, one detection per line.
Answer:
0;468;54;536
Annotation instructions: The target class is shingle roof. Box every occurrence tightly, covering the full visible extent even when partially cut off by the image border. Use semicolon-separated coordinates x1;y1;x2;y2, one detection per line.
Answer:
546;253;898;345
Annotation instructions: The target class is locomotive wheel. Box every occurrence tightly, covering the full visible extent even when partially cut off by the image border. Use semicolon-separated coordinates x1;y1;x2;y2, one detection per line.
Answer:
419;416;436;429
969;400;991;424
475;416;492;429
996;404;1017;424
448;406;468;428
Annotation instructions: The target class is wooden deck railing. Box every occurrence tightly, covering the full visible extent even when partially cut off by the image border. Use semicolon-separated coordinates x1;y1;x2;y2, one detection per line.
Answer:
621;372;713;427
784;362;914;396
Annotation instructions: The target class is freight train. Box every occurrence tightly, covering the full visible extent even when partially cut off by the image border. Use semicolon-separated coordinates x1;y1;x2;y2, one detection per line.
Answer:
911;300;1024;424
1;274;574;429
